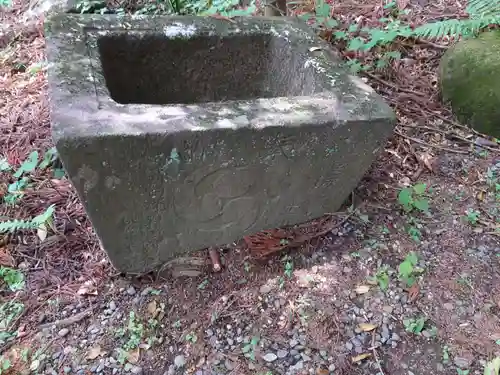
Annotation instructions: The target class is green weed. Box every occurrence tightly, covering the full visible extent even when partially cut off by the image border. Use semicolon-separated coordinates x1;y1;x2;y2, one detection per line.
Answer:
115;311;144;353
0;300;24;345
464;209;480;225
0;204;55;237
368;265;390;291
197;278;209;290
1;148;63;206
0;267;24;291
242;336;259;361
403;316;426;334
484;357;500;375
282;255;293;279
457;273;473;288
398;252;422;287
398;183;430;214
185;331;198;343
442;345;450;364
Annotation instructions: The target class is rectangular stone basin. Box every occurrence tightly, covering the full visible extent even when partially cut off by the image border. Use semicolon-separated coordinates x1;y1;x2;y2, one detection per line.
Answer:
45;14;396;273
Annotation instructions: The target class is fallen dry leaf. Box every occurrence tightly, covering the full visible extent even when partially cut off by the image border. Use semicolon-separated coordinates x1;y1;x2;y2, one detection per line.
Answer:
419;152;434;172
351;353;371;363
355;285;370;294
316;368;329;375
358;323;377;332
408;283;420;303
127;348;140;364
397;0;409;9
16;324;26;338
0;247;15;267
77;280;97;296
37;224;48;242
87;345;106;360
477;190;486;201
147;300;158;317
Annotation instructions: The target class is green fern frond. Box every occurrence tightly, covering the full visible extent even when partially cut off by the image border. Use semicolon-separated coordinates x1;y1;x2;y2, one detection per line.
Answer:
0;219;37;234
31;204;55;226
412;17;500;40
0;205;55;234
467;0;500;18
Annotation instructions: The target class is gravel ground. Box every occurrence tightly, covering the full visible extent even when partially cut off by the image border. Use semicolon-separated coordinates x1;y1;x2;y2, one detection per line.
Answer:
19;153;499;375
2;0;500;374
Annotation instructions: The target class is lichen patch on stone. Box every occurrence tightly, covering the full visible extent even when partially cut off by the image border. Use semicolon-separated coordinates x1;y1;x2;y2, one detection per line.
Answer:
163;23;197;38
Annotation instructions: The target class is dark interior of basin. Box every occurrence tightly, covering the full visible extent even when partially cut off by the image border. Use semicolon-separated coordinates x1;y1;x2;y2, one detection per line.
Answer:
97;32;319;105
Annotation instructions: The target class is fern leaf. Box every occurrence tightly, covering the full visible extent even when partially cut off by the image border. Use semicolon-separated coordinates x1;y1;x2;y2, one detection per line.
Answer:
467;0;500;18
0;205;55;234
0;219;35;234
412;17;500;40
31;204;55;226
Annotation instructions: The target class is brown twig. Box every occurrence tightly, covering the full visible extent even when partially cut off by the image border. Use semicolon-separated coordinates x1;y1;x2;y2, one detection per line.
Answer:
394;130;469;154
364;71;427;97
428;110;484;136
399;123;499;152
371;330;386;375
416;39;449;50
39;308;93;330
448;134;499;153
208;247;222;272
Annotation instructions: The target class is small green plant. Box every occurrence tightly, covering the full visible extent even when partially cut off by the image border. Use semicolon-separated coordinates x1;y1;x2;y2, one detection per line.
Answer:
197;278;209;290
398;183;430;214
407;225;422;243
278;276;285;289
185;331;198;343
484;357;500;375
457;369;470;375
403;316;426;334
0;267;25;291
406;217;423;243
486;167;500;192
282;255;293;279
0;204;55;235
398;252;421;287
244;261;251;272
368;265;390;291
464;209;480;225
122;311;144;350
380;225;390;234
2;148;63;205
0;357;11;374
242;336;259;361
20;348;29;363
298;0;337;29
442;345;450;364
0;301;24;344
457;273;473;288
425;325;438;338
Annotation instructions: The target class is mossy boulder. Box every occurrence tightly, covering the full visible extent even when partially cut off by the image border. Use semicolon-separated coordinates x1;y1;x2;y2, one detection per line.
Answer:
439;30;500;137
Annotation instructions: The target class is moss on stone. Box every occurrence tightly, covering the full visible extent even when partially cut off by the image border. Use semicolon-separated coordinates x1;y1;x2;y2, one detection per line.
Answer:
439;30;500;137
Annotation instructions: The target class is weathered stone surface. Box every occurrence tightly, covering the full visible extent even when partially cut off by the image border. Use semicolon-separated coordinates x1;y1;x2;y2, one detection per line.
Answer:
440;30;500;137
45;14;395;273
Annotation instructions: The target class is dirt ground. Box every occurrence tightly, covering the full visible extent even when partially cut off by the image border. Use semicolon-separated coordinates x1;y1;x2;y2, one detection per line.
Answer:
1;0;500;374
